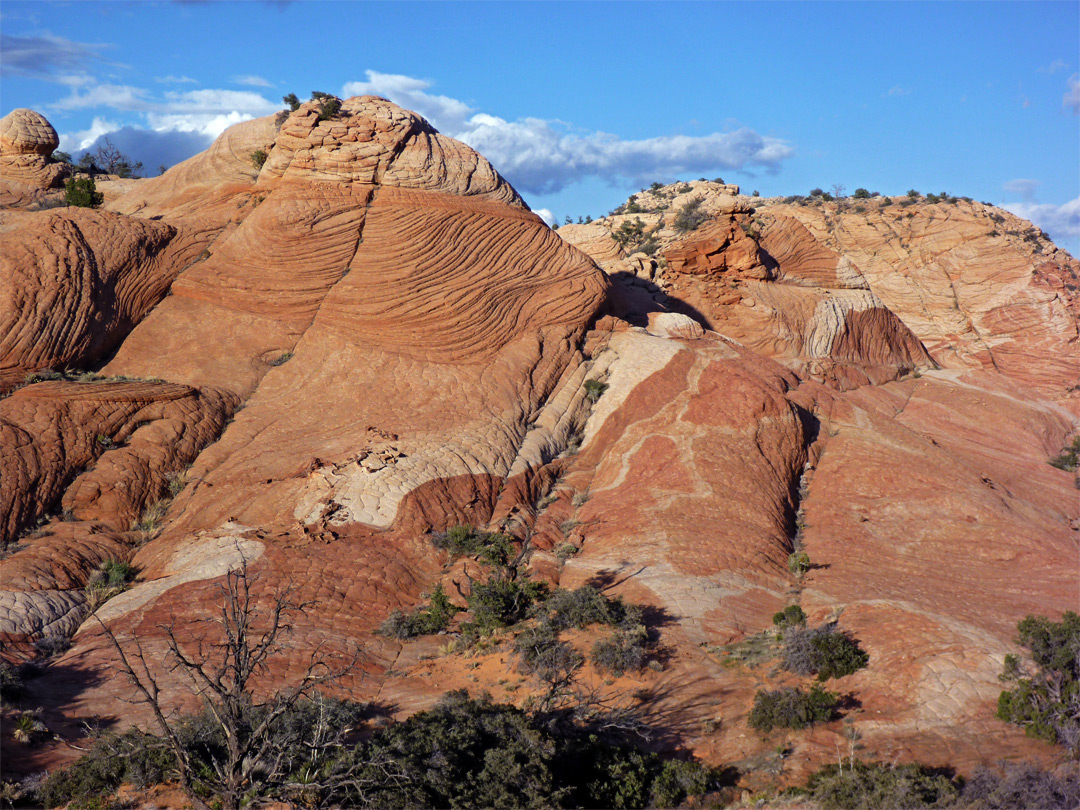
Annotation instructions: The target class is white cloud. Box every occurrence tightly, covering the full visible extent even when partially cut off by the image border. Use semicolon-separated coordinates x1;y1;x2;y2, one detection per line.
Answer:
233;74;274;88
147;111;257;140
51;82;150;111
343;71;474;131
887;85;912;96
1003;178;1040;201
58;115;120;152
1037;58;1067;75
160;88;277;115
156;75;197;84
1065;74;1080;115
1003;197;1080;241
52;82;278;171
342;71;793;195
534;208;555;226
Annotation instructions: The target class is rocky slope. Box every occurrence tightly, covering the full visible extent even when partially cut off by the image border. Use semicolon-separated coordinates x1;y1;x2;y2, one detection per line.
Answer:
1;107;1077;791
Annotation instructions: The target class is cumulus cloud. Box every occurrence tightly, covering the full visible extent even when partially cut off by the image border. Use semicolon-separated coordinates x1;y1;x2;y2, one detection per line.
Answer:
1003;197;1080;242
533;208;555;226
1003;178;1040;201
341;70;792;195
59;116;120;153
51;82;151;111
0;33;111;78
52;82;277;171
72;127;214;174
1065;74;1080;115
233;74;274;88
343;71;473;130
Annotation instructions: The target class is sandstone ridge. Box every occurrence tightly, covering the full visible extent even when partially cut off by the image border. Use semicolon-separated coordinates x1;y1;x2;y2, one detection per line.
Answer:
1;107;1077;789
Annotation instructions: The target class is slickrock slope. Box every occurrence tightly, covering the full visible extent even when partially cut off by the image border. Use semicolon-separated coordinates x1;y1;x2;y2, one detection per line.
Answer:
2;114;1077;791
0;208;206;391
0;109;67;208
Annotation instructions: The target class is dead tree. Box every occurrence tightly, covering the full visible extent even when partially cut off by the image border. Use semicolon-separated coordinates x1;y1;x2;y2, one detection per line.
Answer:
97;550;364;810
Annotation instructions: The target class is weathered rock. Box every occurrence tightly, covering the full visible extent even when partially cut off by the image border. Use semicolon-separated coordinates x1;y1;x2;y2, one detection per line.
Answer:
2;107;1077;790
770;198;1080;405
0;109;59;156
1;380;235;544
0;109;67;206
0;208;205;391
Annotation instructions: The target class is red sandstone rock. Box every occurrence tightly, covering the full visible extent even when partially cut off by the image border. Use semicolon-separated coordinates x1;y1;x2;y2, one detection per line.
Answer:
0;209;207;391
1;111;1076;790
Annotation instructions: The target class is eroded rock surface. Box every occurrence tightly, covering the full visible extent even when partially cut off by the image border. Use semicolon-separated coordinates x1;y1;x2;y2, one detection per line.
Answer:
0;209;205;391
0;109;67;207
2;111;1077;788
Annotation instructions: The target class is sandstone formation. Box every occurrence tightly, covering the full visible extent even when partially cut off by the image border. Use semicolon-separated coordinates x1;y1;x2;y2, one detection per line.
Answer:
1;109;1077;794
0;109;67;208
0;208;206;391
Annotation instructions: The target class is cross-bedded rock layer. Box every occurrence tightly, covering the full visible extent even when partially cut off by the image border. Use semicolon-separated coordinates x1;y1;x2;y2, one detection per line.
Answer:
1;112;1076;786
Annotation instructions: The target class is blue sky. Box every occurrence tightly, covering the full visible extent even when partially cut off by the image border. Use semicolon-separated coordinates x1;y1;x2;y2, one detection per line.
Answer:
2;1;1078;251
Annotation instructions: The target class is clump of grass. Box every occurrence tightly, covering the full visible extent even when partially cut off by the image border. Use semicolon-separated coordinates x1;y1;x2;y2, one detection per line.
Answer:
133;499;169;539
86;559;137;610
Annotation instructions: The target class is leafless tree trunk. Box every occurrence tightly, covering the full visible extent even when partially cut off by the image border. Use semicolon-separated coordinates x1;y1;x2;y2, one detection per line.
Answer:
96;548;362;810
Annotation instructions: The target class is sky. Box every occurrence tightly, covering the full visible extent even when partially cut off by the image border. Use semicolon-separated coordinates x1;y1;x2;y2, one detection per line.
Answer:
2;1;1078;252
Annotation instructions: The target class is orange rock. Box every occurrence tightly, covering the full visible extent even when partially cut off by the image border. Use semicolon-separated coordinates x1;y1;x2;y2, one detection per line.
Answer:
2;110;1076;787
0;208;205;391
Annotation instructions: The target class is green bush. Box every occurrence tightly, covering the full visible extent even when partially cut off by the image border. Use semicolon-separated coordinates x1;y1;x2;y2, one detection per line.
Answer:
773;604;807;629
40;689;723;810
432;525;515;568
250;149;268;170
378;584;459;639
514;623;583;683
650;758;713;808
310;91;342;120
282;92;300;111
907;189;920;199
591;626;648;675
788;550;811;576
783;624;869;680
64;176;103;208
997;611;1079;750
583;378;608;403
612;217;647;248
806;760;959;809
539;586;642;631
748;684;838;731
358;691;560;809
97;560;135;589
852;188;871;199
1049;435;1080;471
673;197;708;233
0;660;24;702
38;727;178;807
956;762;1080;809
466;577;547;632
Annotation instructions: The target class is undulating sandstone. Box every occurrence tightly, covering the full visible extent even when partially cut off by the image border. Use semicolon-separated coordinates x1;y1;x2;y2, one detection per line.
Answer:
0;109;67;209
1;107;1077;798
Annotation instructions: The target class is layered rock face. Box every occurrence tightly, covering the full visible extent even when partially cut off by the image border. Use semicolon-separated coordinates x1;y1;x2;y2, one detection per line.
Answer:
0;109;67;208
1;112;1077;787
